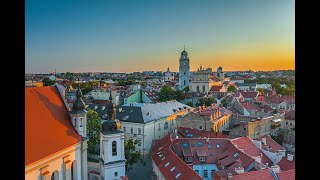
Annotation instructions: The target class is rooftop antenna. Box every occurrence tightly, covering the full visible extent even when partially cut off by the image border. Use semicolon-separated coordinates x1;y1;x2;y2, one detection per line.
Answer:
184;45;185;51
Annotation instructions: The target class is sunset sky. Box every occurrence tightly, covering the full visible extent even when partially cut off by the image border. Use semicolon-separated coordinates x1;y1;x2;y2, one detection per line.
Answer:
25;0;295;73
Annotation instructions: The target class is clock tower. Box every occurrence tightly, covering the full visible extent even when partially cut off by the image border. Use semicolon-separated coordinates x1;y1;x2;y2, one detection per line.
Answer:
178;47;190;90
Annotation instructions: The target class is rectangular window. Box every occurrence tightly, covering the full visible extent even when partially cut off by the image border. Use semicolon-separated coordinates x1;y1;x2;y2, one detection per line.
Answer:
286;122;288;126
204;170;208;177
211;170;215;177
186;157;192;162
123;127;126;133
137;139;141;146
158;123;161;130
138;128;141;135
131;127;133;134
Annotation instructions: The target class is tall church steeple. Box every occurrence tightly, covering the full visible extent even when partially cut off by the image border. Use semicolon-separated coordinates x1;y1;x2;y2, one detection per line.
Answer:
178;47;190;90
69;86;87;138
107;91;116;120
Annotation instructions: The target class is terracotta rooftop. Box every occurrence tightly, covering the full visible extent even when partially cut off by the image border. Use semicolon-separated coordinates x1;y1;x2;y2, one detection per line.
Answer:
25;86;82;166
278;158;295;171
254;135;285;153
177;127;229;139
240;91;259;99
231;137;273;166
210;85;224;92
151;134;202;180
231;168;276;180
276;169;295;180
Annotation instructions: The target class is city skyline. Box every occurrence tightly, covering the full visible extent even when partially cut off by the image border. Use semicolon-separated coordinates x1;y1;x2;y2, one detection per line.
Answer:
26;0;295;74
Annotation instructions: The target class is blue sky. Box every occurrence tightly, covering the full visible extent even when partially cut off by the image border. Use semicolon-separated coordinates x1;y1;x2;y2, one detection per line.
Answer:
26;0;295;73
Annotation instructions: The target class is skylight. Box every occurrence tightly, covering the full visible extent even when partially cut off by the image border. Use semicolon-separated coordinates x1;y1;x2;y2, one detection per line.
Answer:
208;144;211;149
182;143;188;148
191;144;194;147
170;166;176;172
234;153;239;158
216;144;220;149
161;157;165;161
165;162;170;167
198;142;203;147
210;152;213;156
175;172;181;178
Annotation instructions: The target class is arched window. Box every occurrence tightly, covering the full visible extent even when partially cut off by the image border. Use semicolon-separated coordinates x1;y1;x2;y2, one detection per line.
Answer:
51;170;59;180
202;86;205;92
196;86;200;92
164;122;169;130
112;141;117;156
71;161;77;180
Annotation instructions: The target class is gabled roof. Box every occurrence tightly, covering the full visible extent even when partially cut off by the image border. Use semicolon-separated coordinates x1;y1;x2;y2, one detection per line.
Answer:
231;169;276;180
210;85;224;92
25;86;82;166
151;134;202;180
278;158;295;171
254;135;285;153
231;137;273;166
276;169;295;180
240;91;259;99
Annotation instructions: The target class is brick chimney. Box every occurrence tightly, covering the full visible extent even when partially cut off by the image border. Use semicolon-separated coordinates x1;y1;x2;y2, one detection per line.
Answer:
227;173;233;180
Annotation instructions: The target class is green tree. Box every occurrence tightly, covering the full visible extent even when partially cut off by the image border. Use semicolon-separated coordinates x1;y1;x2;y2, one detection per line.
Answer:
42;77;56;86
186;101;193;107
227;86;236;92
182;86;189;92
157;85;175;101
257;88;265;95
87;110;102;154
125;139;142;171
196;97;216;107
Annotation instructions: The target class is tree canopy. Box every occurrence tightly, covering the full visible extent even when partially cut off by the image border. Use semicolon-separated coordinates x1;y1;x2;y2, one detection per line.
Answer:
157;85;186;102
227;86;236;92
87;110;102;154
196;97;216;107
42;77;56;86
125;139;142;171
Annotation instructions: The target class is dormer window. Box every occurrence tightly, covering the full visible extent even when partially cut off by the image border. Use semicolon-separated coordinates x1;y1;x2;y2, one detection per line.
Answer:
199;156;206;162
186;157;192;162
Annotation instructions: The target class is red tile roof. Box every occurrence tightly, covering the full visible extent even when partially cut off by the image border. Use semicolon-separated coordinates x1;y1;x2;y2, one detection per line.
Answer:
265;96;295;104
25;86;82;166
240;91;259;99
254;135;285;153
151;134;202;180
276;169;295;180
284;110;295;120
231;137;273;166
178;127;229;139
231;169;276;180
210;85;224;92
278;158;295;171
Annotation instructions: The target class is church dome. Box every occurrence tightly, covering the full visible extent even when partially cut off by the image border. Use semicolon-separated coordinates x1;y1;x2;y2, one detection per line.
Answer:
218;66;223;71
